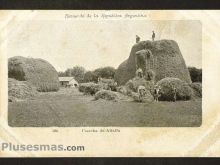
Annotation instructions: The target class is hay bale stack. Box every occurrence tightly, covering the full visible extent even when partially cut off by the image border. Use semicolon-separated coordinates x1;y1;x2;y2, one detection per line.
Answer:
8;56;59;92
156;77;192;101
79;82;102;95
115;40;191;85
8;78;37;102
190;82;202;98
94;90;119;101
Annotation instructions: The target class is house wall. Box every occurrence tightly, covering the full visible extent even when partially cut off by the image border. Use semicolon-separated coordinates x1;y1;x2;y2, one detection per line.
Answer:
60;81;69;87
69;79;78;87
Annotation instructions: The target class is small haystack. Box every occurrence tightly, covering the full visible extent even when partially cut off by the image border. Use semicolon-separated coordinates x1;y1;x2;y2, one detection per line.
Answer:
8;56;59;92
94;90;120;101
156;77;192;101
8;78;37;102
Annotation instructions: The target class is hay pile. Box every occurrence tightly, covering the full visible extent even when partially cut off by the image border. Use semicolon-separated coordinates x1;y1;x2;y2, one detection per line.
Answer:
125;77;154;94
8;78;37;102
8;56;59;92
117;86;131;96
94;90;120;101
79;82;102;95
156;77;192;101
131;90;154;103
190;82;202;98
115;40;191;85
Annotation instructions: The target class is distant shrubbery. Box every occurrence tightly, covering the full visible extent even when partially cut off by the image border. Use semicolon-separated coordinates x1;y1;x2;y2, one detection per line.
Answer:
58;66;86;83
188;67;202;83
93;67;116;79
83;71;98;83
59;66;116;83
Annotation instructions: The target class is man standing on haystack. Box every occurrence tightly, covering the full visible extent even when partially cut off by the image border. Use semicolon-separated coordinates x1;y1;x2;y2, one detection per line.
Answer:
136;35;140;43
152;31;155;41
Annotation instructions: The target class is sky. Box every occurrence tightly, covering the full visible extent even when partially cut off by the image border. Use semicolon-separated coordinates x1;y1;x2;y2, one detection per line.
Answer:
7;20;202;72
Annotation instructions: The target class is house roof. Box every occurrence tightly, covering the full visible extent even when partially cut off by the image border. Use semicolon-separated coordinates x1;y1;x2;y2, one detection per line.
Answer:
59;77;74;82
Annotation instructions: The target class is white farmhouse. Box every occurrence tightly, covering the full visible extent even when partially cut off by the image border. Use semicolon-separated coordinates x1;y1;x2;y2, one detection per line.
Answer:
59;77;78;87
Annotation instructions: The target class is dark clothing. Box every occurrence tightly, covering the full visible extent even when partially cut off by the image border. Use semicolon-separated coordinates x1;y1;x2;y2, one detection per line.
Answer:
152;32;155;41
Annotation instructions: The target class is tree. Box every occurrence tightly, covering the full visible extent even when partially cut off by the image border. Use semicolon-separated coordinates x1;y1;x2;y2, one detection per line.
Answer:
94;66;116;79
58;71;66;77
83;71;98;83
188;67;202;83
70;66;86;83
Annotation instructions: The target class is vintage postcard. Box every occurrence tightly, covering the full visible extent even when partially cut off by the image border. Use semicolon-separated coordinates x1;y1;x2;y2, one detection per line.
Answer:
0;10;219;157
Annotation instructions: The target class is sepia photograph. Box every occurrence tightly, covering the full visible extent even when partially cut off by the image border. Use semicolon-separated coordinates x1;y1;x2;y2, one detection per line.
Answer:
7;20;202;127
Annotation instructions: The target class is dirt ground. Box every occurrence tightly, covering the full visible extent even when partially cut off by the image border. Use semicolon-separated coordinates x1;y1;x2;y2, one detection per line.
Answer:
8;88;202;127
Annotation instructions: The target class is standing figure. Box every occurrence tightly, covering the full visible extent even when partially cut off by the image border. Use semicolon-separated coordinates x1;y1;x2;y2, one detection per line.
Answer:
153;85;161;102
171;86;177;102
137;85;146;102
135;68;143;78
136;35;140;43
152;31;155;41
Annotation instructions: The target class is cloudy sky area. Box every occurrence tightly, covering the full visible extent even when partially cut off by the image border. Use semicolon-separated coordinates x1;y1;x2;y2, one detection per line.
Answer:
7;20;202;72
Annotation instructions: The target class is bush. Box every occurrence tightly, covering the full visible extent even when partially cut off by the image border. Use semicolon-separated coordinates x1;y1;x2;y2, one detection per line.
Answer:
98;78;117;91
79;82;102;95
188;67;202;82
190;82;202;98
83;71;98;83
156;77;192;101
94;90;119;101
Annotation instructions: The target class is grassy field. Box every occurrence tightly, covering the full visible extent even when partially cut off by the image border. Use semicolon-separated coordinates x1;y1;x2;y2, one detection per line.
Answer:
8;88;202;127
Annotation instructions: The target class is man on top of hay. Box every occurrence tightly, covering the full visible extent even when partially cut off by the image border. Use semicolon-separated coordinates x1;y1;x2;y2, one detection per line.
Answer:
152;31;155;41
136;35;140;43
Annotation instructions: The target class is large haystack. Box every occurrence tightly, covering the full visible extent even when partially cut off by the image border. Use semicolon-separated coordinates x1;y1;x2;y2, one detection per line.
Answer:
115;40;191;85
8;56;59;92
8;78;37;102
156;77;192;101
